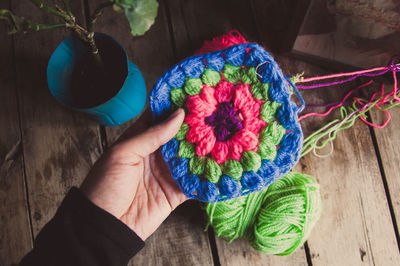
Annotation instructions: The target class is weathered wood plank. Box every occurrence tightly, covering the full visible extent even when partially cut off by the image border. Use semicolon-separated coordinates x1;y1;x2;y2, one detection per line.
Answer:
251;0;311;52
168;0;259;59
167;0;309;265
278;56;400;265
11;0;103;237
0;2;33;264
216;238;308;266
370;104;400;247
86;0;214;264
301;122;399;265
127;200;213;266
292;0;400;68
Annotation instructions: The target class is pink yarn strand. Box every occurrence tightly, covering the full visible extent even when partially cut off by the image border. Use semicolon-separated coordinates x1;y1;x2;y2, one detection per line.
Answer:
354;96;391;129
296;67;391;89
298;80;373;121
358;109;391;129
299;66;388;83
393;71;399;102
297;58;400;129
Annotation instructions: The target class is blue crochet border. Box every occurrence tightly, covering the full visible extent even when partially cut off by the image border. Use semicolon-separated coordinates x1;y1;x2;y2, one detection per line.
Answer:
150;43;304;202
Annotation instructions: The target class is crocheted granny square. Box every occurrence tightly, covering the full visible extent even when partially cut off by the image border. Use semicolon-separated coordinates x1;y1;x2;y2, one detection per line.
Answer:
150;43;303;202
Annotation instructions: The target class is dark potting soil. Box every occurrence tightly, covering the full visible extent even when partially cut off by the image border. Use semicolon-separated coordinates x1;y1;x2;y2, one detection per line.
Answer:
70;37;128;108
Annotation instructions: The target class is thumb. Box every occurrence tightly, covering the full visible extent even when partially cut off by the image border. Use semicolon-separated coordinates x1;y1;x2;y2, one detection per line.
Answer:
116;108;185;158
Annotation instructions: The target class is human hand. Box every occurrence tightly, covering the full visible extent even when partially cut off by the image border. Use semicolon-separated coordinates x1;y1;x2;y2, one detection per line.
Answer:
80;108;187;240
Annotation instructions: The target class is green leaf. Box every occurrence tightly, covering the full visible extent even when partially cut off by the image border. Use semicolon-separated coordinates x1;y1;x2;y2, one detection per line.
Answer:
115;0;159;36
114;0;133;9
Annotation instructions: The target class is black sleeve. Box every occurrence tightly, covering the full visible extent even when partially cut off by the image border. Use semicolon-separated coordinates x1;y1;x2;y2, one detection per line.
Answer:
20;187;145;266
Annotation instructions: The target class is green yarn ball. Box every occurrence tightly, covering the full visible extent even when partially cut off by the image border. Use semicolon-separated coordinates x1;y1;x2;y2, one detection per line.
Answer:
250;172;321;255
206;190;264;241
206;172;321;255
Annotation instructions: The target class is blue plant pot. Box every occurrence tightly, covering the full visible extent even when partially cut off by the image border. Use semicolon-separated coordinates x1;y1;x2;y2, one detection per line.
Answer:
47;33;146;126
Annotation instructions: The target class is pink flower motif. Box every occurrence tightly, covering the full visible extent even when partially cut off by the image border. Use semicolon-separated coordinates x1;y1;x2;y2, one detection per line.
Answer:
185;81;266;164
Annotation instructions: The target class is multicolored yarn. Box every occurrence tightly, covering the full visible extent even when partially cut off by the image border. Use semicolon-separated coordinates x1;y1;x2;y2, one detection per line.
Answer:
166;31;400;256
296;57;400;156
150;32;304;202
206;171;321;255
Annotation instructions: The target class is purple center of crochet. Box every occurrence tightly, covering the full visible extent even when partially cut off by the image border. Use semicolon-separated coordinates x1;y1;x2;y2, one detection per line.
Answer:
205;101;243;141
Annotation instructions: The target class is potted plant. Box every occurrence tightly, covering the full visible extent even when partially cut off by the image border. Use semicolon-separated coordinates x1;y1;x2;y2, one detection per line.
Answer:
0;0;159;126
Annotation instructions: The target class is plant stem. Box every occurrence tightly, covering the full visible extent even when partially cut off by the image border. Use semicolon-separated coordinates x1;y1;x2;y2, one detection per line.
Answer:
87;42;106;75
88;1;113;32
69;26;105;73
0;9;66;34
29;0;71;21
27;23;66;31
5;0;107;74
85;1;114;73
63;0;74;17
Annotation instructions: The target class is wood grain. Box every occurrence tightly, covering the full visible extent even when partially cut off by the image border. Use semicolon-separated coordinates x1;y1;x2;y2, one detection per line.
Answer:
86;0;214;264
216;238;308;266
251;0;311;52
300;122;399;265
126;201;213;266
0;1;33;264
370;104;400;247
293;0;400;68
11;0;103;238
302;122;400;265
168;0;259;60
279;56;400;265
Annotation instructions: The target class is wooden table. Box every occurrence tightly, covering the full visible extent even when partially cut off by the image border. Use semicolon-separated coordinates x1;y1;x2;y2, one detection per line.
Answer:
1;1;399;265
